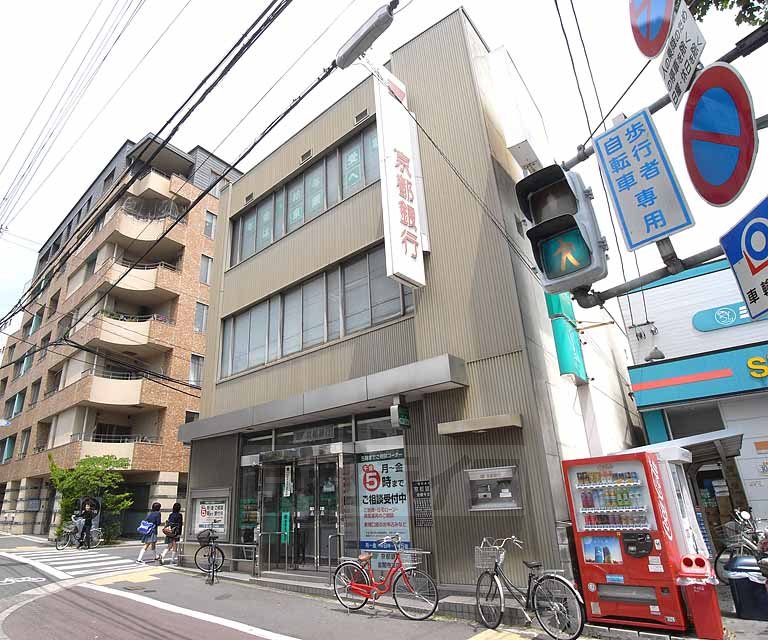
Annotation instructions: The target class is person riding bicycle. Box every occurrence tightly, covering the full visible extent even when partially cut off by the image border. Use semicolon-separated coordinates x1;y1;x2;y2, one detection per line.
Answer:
76;503;95;549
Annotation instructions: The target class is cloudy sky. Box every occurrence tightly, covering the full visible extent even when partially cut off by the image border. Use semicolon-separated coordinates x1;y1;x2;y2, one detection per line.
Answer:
0;0;765;337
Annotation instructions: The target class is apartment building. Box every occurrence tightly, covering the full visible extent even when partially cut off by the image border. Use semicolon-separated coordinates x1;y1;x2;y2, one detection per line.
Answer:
180;10;639;588
0;134;240;536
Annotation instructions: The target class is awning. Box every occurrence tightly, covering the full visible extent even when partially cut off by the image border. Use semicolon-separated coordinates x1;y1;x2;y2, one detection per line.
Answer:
618;429;744;466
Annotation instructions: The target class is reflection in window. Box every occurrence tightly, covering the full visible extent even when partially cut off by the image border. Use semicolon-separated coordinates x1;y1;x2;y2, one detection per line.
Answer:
233;313;250;373
282;288;302;355
305;163;324;220
248;303;268;368
369;246;401;323
256;198;273;252
342;137;363;198
274;188;286;241
364;126;380;182
326;268;340;340
287;177;304;232
268;295;281;362
356;415;402;441
326;152;339;207
343;255;370;333
302;276;325;348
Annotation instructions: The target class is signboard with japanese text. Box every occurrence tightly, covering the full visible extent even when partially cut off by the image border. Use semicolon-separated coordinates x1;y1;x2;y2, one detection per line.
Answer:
357;449;411;551
720;196;768;320
194;499;227;536
412;480;433;527
372;64;426;288
659;1;705;109
594;109;693;251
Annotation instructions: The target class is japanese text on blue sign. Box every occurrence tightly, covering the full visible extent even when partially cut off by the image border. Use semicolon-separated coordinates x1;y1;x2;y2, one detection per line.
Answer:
594;110;693;251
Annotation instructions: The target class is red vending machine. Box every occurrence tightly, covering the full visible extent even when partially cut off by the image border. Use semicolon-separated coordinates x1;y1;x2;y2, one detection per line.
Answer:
563;447;723;638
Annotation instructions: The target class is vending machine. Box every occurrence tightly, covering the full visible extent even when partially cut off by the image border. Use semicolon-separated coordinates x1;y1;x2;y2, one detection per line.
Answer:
563;448;723;638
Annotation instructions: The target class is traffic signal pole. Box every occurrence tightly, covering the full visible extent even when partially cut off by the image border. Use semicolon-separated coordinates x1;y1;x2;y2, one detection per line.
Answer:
561;22;768;309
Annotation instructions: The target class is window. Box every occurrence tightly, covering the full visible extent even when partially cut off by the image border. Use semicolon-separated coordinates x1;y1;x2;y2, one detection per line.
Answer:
19;349;34;377
103;168;115;191
29;379;41;406
665;403;724;439
19;428;31;458
199;255;213;285
0;378;6;399
219;245;413;378
84;252;97;279
23;321;33;338
194;302;208;333
2;435;15;463
210;170;222;197
189;355;204;387
228;124;380;268
4;389;26;419
39;334;50;360
31;310;43;334
185;411;199;423
341;137;363;198
204;211;217;239
5;344;15;365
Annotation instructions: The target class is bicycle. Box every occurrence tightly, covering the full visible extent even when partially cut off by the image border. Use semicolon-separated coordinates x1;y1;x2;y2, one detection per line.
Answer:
194;528;225;583
333;533;439;620
475;536;584;640
714;510;768;585
55;515;104;550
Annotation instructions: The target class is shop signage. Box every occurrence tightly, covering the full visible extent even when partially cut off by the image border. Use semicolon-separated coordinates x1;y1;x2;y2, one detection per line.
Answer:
546;292;588;384
412;480;433;528
658;1;704;109
357;449;411;551
293;424;335;444
373;64;426;288
691;301;767;332
195;499;227;535
748;357;768;379
390;404;410;430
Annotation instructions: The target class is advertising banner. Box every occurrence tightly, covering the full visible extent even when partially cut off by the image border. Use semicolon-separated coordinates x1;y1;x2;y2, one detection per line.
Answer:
195;499;227;536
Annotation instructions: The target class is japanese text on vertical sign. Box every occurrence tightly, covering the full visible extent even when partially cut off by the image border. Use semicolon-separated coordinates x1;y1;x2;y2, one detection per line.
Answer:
659;2;705;109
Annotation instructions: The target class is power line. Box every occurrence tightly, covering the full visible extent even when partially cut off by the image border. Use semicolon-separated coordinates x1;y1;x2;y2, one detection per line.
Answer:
568;0;648;326
5;0;195;230
0;0;294;329
553;0;592;134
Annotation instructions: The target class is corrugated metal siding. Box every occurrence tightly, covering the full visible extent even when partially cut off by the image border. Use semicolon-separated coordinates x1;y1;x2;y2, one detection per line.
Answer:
221;182;383;316
213;316;416;415
229;81;375;214
190;148;241;191
188;435;238;490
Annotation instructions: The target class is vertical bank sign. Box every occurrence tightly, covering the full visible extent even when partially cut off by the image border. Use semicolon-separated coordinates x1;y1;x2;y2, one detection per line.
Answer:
373;65;426;288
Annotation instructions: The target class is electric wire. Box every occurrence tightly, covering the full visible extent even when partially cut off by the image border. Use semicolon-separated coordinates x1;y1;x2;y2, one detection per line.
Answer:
0;0;293;328
553;0;592;134
7;0;195;230
569;0;648;326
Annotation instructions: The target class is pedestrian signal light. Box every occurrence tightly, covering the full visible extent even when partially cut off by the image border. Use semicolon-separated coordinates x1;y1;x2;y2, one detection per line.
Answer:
516;165;608;294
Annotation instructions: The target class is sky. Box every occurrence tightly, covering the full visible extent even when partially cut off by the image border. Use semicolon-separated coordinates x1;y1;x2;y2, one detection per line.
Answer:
0;0;765;342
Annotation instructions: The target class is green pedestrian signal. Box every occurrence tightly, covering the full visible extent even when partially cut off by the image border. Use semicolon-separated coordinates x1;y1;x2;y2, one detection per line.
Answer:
540;228;591;279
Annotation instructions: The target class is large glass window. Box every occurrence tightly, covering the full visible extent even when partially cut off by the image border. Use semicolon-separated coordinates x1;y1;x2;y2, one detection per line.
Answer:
194;302;208;333
302;276;325;348
356;415;402;441
219;245;414;378
190;355;204;387
248;302;268;368
287;177;304;232
200;255;213;285
282;288;302;355
256;198;273;252
204;211;217;239
342;137;363;198
304;163;324;220
229;124;380;267
343;254;370;333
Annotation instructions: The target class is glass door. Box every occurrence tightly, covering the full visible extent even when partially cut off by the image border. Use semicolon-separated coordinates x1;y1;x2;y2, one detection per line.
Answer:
260;463;293;569
293;461;317;569
317;458;340;569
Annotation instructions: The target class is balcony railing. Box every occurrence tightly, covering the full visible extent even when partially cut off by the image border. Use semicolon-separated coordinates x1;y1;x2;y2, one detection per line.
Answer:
116;258;179;272
99;310;174;324
32;445;47;455
70;432;159;444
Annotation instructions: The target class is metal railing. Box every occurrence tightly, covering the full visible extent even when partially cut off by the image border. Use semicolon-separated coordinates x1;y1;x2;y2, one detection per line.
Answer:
99;310;174;324
176;540;260;577
328;533;344;585
258;531;289;575
70;432;159;444
31;445;47;455
116;258;179;272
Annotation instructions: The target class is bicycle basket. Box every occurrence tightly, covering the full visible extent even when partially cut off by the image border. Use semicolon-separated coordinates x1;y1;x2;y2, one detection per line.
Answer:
196;529;216;546
475;546;504;570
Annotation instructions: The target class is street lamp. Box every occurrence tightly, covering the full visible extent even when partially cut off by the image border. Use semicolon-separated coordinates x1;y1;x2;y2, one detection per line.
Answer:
335;2;399;69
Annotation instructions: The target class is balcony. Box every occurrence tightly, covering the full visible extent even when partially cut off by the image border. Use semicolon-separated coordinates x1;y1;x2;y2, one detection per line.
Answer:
75;311;175;359
128;168;175;200
106;259;180;304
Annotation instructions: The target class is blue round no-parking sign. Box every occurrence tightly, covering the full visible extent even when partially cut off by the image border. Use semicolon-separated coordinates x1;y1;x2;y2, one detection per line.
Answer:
629;0;675;58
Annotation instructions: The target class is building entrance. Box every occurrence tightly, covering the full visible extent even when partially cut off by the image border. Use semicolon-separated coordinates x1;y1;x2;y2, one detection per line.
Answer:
259;446;348;571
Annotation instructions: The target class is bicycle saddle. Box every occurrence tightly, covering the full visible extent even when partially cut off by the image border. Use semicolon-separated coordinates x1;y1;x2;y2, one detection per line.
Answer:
358;552;372;562
523;560;542;569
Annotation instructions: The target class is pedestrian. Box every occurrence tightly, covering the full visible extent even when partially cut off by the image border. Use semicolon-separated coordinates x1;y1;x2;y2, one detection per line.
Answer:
160;502;183;565
136;502;163;564
76;503;95;549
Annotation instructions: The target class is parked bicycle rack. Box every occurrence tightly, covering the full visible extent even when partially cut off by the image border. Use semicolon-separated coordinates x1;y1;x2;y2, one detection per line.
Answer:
257;531;289;576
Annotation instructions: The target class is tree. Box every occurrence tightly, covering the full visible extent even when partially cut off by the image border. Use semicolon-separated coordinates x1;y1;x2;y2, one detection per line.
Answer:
689;0;768;26
49;454;133;542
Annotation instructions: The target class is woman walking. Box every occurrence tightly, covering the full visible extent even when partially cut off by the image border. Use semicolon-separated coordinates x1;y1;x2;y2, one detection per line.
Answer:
137;502;163;564
160;502;183;565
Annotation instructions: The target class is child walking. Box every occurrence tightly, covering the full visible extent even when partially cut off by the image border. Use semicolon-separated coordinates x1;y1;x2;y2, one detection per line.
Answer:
137;502;163;564
160;502;183;565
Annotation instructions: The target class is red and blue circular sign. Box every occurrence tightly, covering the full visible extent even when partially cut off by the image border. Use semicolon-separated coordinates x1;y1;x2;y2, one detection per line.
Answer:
629;0;675;58
683;63;758;207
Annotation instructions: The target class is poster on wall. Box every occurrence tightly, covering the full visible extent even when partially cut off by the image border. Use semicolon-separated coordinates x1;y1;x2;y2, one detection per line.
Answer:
195;499;228;536
357;449;411;556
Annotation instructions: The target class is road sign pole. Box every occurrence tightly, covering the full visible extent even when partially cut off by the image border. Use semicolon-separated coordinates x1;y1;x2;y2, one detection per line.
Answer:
757;114;768;130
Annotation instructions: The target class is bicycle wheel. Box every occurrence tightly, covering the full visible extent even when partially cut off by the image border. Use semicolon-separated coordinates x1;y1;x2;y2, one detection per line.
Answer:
55;532;73;550
532;575;584;640
393;568;439;620
715;544;753;585
333;561;370;610
476;570;504;629
90;529;103;548
195;545;225;572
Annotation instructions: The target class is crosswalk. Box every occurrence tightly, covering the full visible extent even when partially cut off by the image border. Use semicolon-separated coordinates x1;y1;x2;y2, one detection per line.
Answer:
7;548;150;580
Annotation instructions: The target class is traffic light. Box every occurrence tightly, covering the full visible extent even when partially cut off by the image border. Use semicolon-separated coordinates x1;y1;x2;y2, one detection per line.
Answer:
516;164;608;294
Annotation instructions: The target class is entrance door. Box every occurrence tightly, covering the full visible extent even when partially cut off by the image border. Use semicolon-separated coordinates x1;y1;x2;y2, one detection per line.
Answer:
293;461;317;570
317;459;340;569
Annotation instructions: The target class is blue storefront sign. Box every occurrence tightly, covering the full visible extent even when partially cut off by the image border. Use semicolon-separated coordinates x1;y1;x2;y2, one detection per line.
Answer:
692;301;767;332
545;293;588;384
629;340;768;408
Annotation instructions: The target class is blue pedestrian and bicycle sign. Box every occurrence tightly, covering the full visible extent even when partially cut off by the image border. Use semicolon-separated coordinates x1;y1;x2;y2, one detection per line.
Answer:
683;62;758;207
595;109;693;251
629;0;675;58
720;196;768;320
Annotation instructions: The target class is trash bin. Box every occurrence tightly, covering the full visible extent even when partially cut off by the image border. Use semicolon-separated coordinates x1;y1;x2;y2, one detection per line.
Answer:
725;555;768;621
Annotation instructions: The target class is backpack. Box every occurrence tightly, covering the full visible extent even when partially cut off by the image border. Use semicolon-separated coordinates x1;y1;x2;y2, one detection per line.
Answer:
137;520;155;535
